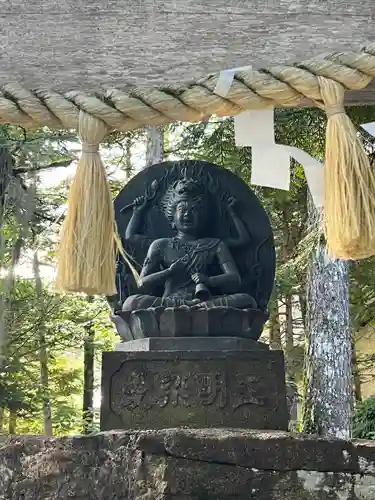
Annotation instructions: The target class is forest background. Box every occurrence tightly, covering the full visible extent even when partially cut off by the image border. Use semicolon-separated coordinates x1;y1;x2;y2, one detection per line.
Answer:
1;106;375;437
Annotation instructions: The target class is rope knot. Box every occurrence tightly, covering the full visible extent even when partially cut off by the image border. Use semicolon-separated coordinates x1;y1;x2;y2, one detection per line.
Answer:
326;104;345;119
82;144;99;154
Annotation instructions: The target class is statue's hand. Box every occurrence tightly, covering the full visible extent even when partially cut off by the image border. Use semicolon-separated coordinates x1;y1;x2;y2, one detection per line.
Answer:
132;196;148;211
169;255;189;275
191;273;209;286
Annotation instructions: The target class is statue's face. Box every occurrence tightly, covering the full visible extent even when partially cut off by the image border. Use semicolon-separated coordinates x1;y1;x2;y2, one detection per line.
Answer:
174;200;202;234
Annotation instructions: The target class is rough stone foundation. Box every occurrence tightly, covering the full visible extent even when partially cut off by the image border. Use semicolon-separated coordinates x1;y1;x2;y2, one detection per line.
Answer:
1;429;375;499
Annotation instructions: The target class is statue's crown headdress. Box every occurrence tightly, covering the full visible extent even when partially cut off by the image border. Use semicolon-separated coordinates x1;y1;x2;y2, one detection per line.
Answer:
171;166;205;197
162;166;207;219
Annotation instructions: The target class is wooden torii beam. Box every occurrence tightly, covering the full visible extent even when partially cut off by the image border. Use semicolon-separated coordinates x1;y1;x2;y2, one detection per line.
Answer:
1;0;375;106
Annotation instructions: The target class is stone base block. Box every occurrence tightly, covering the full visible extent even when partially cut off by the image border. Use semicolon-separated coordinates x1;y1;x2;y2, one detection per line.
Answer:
2;429;375;499
100;349;288;431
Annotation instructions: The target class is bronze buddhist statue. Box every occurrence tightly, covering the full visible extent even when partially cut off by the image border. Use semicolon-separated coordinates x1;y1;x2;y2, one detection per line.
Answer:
122;174;257;311
111;160;275;340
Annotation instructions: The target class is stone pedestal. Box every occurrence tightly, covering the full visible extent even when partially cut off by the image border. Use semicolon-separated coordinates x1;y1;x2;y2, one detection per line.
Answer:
100;339;288;432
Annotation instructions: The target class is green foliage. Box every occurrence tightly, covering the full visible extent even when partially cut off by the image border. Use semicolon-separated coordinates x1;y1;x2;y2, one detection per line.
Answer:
353;396;375;439
0;124;121;436
351;257;375;331
0;274;115;435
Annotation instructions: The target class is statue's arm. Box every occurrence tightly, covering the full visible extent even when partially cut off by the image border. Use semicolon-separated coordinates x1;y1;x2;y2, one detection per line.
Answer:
125;198;148;241
138;240;172;292
125;181;160;241
225;199;250;248
207;242;241;291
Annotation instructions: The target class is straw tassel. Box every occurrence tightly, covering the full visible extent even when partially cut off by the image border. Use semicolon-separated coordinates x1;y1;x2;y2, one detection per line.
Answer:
55;111;117;295
319;77;375;260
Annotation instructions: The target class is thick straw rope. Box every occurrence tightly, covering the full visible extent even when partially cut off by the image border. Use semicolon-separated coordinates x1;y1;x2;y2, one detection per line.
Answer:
3;44;375;294
1;44;375;130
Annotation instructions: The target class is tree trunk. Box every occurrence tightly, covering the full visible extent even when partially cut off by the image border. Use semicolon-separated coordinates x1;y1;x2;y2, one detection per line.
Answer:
269;301;282;350
33;252;53;436
284;293;295;381
163;126;170;160
0;147;12;215
301;202;352;439
0;149;14;365
83;314;95;434
299;292;307;331
145;126;164;167
0;237;23;367
268;295;282;350
125;135;132;178
8;409;17;434
0;406;4;431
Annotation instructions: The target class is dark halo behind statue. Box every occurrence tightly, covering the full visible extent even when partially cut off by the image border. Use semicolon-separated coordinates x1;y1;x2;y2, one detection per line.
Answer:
109;160;276;341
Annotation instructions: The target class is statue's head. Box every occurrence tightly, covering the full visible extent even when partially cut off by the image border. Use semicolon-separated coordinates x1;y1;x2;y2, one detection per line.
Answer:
163;176;208;236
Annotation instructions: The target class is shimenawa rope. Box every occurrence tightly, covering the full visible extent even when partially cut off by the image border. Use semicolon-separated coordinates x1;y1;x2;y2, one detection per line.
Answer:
2;44;375;294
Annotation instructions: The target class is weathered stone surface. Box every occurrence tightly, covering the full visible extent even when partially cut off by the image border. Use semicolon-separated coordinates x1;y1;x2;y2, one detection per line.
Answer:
162;429;358;473
0;433;138;499
354;474;375;499
2;429;375;499
100;350;288;432
352;439;375;474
